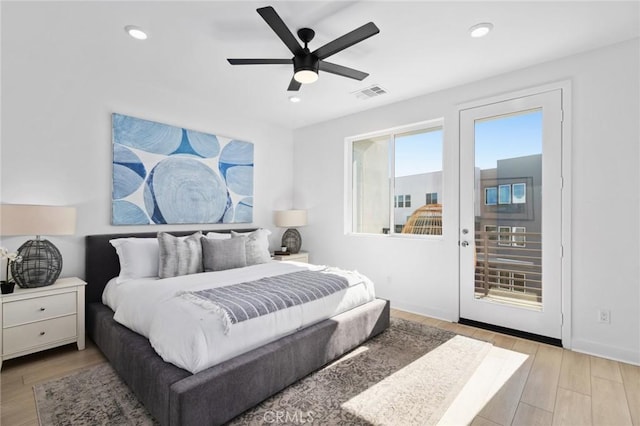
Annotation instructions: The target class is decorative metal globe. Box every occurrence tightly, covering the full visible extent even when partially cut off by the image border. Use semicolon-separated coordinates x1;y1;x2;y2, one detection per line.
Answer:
281;228;302;254
11;238;62;288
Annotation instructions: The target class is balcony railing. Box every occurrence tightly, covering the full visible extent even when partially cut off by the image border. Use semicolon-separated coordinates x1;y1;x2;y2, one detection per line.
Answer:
474;230;542;307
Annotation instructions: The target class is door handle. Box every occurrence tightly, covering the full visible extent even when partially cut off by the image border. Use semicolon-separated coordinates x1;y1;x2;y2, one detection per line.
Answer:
461;241;469;247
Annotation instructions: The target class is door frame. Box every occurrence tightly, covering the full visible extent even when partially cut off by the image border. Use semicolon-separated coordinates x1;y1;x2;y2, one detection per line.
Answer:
455;81;572;347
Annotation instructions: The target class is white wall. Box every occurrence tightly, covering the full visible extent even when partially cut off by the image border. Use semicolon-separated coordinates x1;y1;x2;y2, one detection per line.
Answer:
293;39;640;364
0;7;295;280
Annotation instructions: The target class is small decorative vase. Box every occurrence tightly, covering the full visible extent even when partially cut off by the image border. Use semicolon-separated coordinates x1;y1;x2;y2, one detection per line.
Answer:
1;280;16;294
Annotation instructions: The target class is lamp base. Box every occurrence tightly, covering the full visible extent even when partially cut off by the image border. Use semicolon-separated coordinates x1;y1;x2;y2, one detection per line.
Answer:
11;238;62;288
281;228;302;254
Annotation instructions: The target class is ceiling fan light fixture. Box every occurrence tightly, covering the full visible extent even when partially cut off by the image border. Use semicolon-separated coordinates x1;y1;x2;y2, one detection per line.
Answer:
294;70;318;84
293;55;319;84
469;22;493;38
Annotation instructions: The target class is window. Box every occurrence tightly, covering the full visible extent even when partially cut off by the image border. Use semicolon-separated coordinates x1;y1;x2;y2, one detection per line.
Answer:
512;226;526;247
495;271;528;293
348;119;443;236
498;226;511;246
485;187;497;205
495;226;527;247
513;273;527;293
498;184;511;204
484;225;498;241
512;183;526;204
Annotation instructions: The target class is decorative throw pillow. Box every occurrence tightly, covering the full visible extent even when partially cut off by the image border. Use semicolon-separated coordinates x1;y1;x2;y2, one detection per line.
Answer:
204;231;232;240
158;232;203;279
202;236;247;272
109;238;159;283
231;228;272;265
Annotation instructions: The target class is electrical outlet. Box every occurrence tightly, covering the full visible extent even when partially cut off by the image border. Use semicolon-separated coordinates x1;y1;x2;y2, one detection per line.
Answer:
598;309;610;324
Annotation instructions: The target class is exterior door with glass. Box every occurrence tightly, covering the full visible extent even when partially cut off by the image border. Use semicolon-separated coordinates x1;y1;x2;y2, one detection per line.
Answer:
459;89;563;339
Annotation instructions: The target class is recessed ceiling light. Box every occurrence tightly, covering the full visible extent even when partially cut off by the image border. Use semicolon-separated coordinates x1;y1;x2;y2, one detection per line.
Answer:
289;96;301;103
469;23;493;38
125;25;148;40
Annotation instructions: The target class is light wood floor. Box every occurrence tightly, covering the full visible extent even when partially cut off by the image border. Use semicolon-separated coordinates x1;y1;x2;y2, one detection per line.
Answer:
1;310;638;426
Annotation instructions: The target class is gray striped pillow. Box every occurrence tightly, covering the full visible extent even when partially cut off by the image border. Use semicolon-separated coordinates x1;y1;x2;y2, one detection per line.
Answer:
158;232;203;279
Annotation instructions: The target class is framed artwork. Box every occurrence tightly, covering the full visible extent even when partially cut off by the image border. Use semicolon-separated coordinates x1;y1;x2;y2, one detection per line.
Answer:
498;184;511;204
485;187;497;205
112;113;254;225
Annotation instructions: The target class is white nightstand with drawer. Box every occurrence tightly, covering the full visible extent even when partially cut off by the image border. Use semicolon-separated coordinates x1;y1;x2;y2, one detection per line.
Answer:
0;277;86;369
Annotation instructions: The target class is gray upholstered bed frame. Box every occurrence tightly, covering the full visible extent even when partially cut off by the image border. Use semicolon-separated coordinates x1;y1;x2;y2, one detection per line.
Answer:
85;230;390;426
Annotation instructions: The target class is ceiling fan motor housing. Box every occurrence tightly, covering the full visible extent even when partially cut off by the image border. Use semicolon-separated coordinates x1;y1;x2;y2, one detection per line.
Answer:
293;54;319;74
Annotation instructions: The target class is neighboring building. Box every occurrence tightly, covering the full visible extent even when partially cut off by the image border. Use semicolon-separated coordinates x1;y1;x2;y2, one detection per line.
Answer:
394;171;442;233
395;154;542;300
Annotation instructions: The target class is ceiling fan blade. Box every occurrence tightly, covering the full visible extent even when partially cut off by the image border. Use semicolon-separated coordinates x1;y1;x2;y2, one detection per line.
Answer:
287;77;302;91
227;59;292;65
319;61;369;81
312;22;379;60
257;6;303;56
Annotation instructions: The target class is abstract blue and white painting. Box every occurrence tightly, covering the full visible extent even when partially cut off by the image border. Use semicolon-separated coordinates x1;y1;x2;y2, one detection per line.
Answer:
112;113;254;225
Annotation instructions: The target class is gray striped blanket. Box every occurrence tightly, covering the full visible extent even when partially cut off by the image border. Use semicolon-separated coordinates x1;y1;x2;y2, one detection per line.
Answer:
180;270;349;333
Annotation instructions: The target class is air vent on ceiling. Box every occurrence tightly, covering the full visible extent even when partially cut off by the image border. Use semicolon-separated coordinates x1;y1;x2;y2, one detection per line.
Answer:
352;84;388;100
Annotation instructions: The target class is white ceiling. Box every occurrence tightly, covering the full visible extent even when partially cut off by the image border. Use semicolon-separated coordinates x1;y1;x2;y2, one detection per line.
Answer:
4;1;639;130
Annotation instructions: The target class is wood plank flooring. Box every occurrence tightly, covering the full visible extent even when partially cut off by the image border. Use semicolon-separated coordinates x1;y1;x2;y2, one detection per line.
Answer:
1;309;638;426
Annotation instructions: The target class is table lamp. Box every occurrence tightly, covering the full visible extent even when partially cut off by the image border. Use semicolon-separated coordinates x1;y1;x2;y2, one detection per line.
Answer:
0;204;76;288
274;210;307;254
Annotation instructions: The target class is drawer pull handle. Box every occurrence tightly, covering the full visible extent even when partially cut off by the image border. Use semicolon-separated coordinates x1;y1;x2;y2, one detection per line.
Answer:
39;307;46;311
40;331;46;336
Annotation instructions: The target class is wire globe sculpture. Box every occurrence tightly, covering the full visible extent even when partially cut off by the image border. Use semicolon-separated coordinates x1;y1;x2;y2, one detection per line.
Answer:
281;228;302;254
11;238;62;288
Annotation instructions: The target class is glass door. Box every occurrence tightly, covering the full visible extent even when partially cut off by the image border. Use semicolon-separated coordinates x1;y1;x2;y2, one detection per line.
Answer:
459;90;563;339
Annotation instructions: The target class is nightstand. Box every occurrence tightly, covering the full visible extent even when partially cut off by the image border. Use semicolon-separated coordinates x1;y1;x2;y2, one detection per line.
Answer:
272;251;309;263
0;277;86;370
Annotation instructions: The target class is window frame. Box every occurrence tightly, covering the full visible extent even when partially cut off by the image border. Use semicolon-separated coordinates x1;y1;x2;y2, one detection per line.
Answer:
345;118;444;238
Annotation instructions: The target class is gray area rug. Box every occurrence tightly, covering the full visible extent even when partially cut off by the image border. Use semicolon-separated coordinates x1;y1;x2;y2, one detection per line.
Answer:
34;318;492;426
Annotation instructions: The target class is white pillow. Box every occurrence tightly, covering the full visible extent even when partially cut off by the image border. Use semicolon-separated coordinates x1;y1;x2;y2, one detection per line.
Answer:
231;228;272;265
109;238;159;283
204;232;232;240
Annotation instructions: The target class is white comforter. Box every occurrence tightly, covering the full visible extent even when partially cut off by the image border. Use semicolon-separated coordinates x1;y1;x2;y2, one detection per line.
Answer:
103;261;375;374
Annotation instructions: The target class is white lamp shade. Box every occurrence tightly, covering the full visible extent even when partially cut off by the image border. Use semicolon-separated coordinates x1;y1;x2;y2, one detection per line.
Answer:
274;210;307;228
0;204;76;236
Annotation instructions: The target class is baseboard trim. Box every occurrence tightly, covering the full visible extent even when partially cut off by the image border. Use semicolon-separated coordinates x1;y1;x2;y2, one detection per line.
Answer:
459;318;562;347
571;337;640;366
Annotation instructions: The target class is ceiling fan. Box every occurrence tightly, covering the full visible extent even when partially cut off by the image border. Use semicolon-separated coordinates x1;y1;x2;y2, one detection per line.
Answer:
227;6;380;91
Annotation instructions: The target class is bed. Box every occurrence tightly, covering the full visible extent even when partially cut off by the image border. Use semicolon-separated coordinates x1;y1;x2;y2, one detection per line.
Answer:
85;229;390;426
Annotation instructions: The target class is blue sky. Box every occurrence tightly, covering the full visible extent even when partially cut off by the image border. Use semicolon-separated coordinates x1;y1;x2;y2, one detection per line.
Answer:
394;109;542;176
395;129;443;177
475;109;542;170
